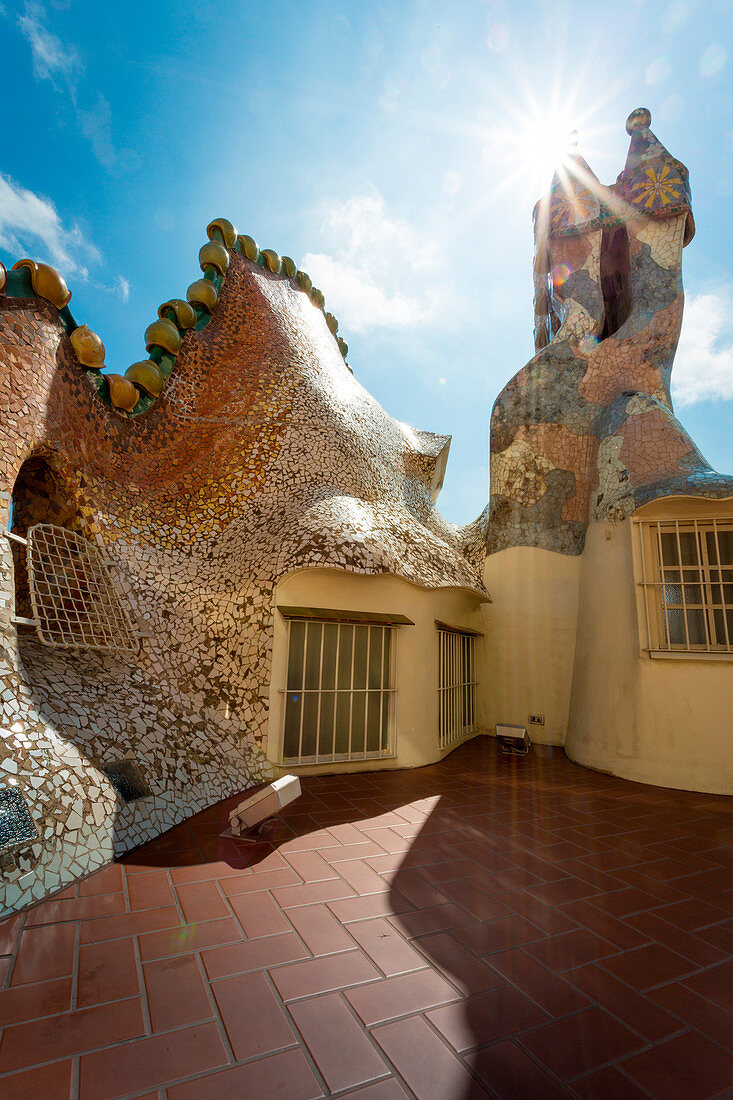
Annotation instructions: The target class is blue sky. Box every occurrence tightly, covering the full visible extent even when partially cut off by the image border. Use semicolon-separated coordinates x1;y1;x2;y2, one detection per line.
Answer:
2;0;732;523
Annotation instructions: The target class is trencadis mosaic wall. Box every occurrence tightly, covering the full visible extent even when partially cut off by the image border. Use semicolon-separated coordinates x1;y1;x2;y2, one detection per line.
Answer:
0;226;483;914
489;108;733;554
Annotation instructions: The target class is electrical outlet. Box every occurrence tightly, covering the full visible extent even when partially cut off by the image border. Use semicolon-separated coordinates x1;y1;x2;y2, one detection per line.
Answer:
528;713;545;726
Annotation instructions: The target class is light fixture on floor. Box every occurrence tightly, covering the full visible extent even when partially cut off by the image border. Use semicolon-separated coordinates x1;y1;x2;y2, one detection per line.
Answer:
221;774;301;841
496;723;531;756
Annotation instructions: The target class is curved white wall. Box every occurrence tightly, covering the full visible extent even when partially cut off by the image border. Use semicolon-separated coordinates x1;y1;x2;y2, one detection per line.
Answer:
566;519;733;795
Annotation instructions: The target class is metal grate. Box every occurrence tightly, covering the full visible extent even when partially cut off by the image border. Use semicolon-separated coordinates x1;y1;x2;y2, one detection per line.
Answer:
438;628;477;749
636;519;733;653
281;620;395;764
0;786;38;852
102;759;151;802
27;524;139;654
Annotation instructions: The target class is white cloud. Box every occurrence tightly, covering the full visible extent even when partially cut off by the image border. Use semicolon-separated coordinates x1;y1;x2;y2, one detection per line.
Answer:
0;173;100;277
673;288;733;406
79;94;117;169
17;1;80;97
300;192;445;334
115;276;130;303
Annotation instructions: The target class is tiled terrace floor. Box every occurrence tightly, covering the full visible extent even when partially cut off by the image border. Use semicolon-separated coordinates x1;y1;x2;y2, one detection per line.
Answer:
1;739;733;1099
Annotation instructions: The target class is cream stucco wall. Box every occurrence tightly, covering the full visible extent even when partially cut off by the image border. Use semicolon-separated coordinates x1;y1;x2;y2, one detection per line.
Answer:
482;547;580;744
566;508;733;795
267;569;490;774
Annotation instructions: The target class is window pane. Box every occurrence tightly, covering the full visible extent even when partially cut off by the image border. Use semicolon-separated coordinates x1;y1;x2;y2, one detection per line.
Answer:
337;625;353;689
381;695;390;751
351;691;367;755
321;624;338;690
660;533;680;567
383;630;392;687
353;627;368;690
335;693;351;754
686;609;707;645
716;531;733;565
287;621;305;690
283;693;302;758
366;692;381;752
678;532;700;566
318;691;335;756
304;623;322;690
368;629;383;689
301;693;319;756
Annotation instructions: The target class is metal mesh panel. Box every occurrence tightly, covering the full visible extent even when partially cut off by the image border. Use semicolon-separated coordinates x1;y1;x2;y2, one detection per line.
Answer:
27;524;139;654
0;787;38;852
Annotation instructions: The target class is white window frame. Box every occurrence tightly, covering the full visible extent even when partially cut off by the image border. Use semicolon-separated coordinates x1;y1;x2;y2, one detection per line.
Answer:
437;626;478;748
634;517;733;657
280;618;397;765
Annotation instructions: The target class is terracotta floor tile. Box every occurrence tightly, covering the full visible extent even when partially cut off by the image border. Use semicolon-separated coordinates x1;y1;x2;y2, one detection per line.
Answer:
201;931;309;980
599;942;700;991
359;828;412;855
453;915;546;955
343;1078;409;1098
11;922;76;985
289;991;388;1091
328;893;414;924
435;879;513;921
384;868;448;908
372;1014;485;1099
126;869;175;911
414;932;505;994
322;841;391;863
418;858;486;885
0;914;22;955
219;867;300;897
346;967;459;1025
335;860;392;896
0;1058;73;1100
212;969;297;1059
347;916;428;976
648;981;733;1048
79;1021;228;1100
523;928;618;972
78;864;124;897
621;1029;733;1100
283;848;340;880
175;881;230;924
580;887;661;919
143;954;213;1032
653;897;732;932
500;890;578;934
24;893;126;927
227;890;291;938
471;1038;569;1099
78;905;182;945
286;903;356;956
517;1005;643;1080
570;1065;654;1099
0;976;72;1026
0;997;144;1073
683;957;733;1013
166;1047;323;1100
557;898;650;951
77;937;139;1008
565;962;681;1042
487;948;590;1017
624;910;727;967
138;917;243;962
389;902;478;938
271;876;360;908
270;949;379;1001
427;984;550;1052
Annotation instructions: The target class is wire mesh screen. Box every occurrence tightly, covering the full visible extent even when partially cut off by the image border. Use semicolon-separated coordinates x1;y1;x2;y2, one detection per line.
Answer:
27;524;139;654
438;628;477;749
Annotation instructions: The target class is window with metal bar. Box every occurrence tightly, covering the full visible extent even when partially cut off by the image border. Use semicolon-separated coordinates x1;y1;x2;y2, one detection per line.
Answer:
437;628;477;748
282;620;395;763
636;519;733;654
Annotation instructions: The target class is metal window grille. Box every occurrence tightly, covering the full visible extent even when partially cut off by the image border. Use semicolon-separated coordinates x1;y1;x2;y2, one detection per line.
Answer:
281;620;395;764
636;518;733;653
27;524;139;655
438;628;477;748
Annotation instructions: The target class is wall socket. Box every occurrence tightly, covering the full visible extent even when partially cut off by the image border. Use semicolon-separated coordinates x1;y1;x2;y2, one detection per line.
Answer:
528;713;545;726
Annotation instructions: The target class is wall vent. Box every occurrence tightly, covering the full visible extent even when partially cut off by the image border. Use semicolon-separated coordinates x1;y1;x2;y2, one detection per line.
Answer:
0;786;39;852
102;759;151;803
